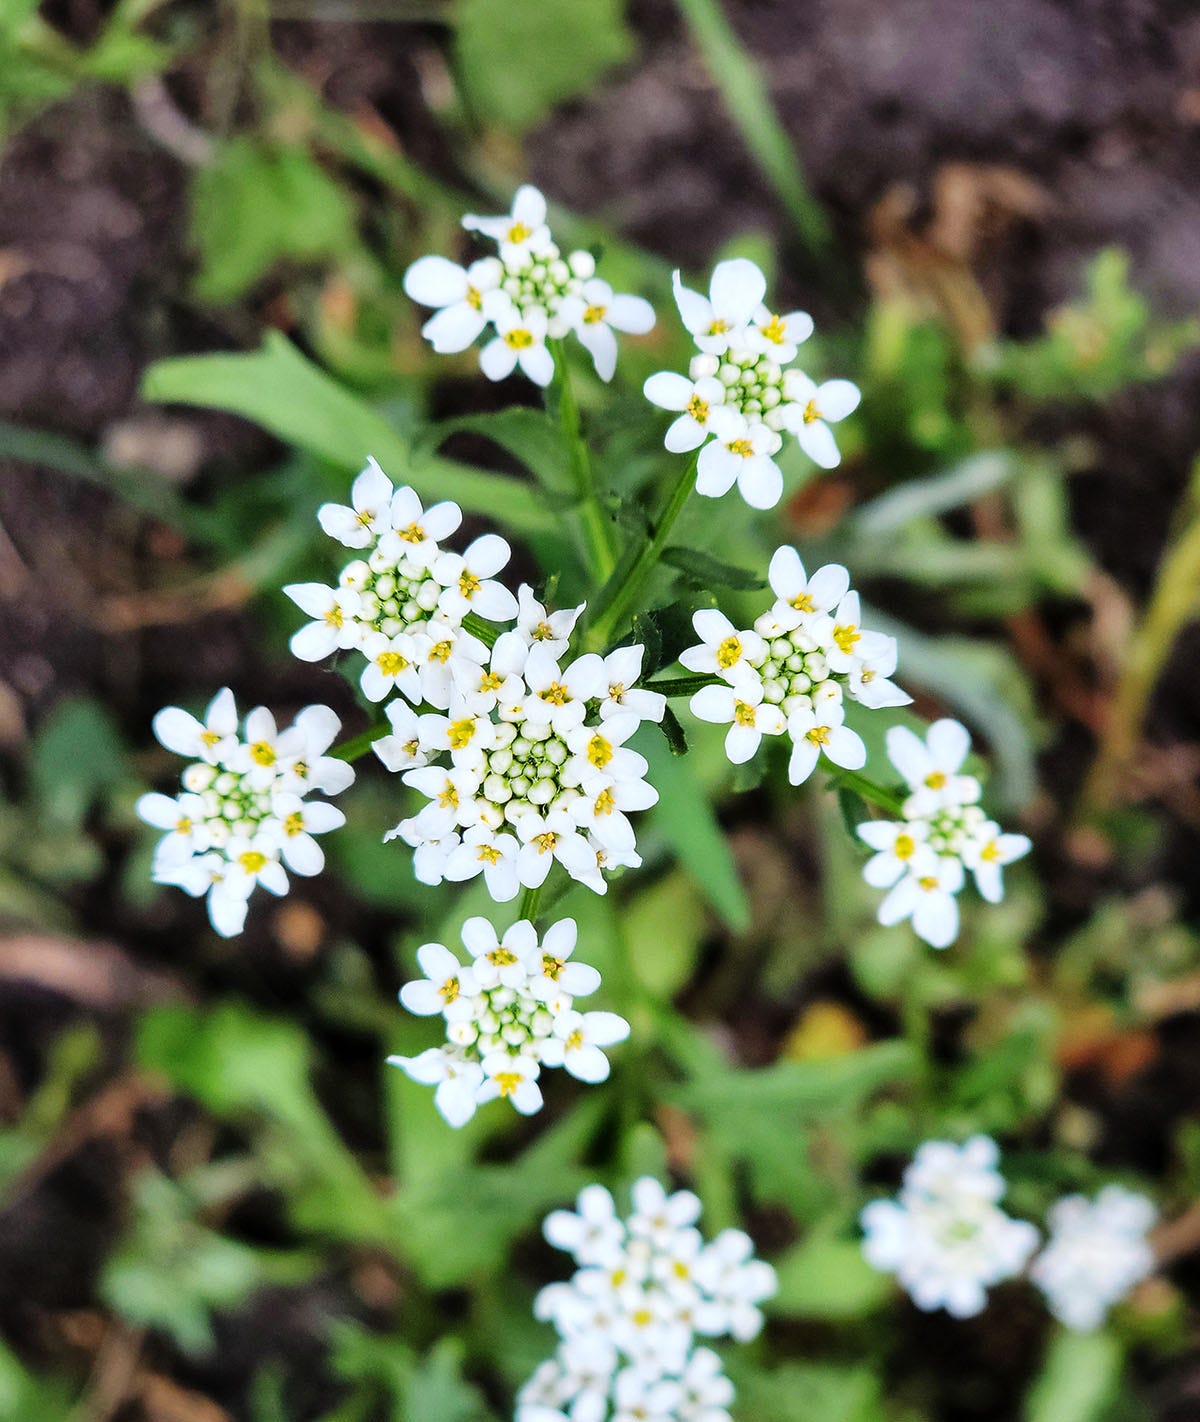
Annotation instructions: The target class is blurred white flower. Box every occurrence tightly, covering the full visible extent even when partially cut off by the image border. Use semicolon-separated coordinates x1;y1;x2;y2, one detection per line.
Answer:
1030;1186;1157;1330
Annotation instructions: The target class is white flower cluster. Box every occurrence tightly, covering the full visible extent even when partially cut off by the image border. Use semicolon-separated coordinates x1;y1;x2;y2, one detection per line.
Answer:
383;612;665;901
518;1178;776;1422
137;689;353;938
388;917;628;1128
860;1136;1039;1319
856;719;1031;949
1030;1186;1157;1331
284;457;517;707
682;547;909;785
645;258;860;509
404;184;655;385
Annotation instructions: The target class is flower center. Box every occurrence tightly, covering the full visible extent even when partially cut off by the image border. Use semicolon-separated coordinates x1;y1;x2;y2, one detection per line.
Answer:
806;724;831;745
466;284;482;311
505;327;534;349
239;850;267;873
250;741;275;766
833;623;860;654
716;635;742;668
583;303;607;324
734;700;757;727
894;833;916;860
507;222;532;244
376;650;408;676
587;733;613;769
802;399;820;424
728;437;754;457
459;570;481;598
687;394;709;422
283;812;304;837
448;718;476;749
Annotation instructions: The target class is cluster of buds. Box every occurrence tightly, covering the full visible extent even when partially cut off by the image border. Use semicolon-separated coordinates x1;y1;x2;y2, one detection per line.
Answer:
389;917;628;1127
285;458;516;707
644;258;861;508
518;1178;776;1422
856;719;1032;948
404;184;655;385
383;607;665;901
136;690;353;937
682;547;908;784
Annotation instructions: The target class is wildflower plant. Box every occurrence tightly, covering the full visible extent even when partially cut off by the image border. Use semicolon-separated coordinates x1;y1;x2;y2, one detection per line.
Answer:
129;182;1083;1416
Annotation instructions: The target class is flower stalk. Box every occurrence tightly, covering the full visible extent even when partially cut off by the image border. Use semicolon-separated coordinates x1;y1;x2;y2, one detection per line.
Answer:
549;337;618;584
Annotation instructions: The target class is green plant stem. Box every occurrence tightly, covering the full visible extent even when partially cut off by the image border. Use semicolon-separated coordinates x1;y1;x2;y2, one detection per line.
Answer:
549;339;617;584
644;673;719;697
673;0;831;259
519;885;542;923
1081;463;1200;816
331;721;391;763
586;454;699;650
463;611;500;648
820;761;906;816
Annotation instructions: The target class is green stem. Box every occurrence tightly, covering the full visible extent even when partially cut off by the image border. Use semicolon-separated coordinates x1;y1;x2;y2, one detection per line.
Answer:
463;611;500;648
549;339;617;584
1080;460;1200;816
586;454;698;651
644;673;720;698
518;884;542;924
820;760;906;816
331;721;391;763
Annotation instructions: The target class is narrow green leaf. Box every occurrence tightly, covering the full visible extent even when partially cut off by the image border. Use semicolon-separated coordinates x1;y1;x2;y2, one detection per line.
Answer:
1025;1329;1124;1422
141;334;556;536
661;545;767;591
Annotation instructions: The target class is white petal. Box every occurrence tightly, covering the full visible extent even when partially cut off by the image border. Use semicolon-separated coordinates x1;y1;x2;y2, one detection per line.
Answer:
519;343;556;387
403;254;468;307
577;321;618;382
137;792;183;829
816;379;861;422
796;420;842;470
709;258;766;322
695;441;739;498
479;338;517;382
290;622;340;663
643;371;693;411
423;304;487;354
151;707;202;756
606;294;656;334
926;718;971;773
738;456;783;509
690;684;734;724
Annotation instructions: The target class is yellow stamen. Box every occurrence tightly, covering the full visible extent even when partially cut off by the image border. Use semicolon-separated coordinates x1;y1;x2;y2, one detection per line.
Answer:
894;833;916;860
734;700;756;727
466;285;482;311
283;811;304;837
448;719;476;749
507;221;532;244
925;770;947;790
430;640;452;663
761;313;787;343
477;845;502;865
504;328;534;349
687;394;709;422
583;303;607;324
375;650;408;677
806;724;831;746
833;623;860;654
398;522;424;543
440;978;459;1003
539;681;570;706
533;831;557;854
728;437;754;456
323;605;344;629
250;741;275;766
716;635;742;669
801;399;820;424
587;733;613;769
200;728;221;748
239;850;267;873
459;570;481;598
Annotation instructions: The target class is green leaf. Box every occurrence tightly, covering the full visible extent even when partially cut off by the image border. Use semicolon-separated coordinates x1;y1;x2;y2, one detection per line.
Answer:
29;697;125;830
405;1340;491;1422
658;705;689;756
141;334;555;536
661;546;767;591
625;870;708;997
676;1039;914;1114
1024;1329;1124;1422
639;730;749;930
418;408;571;494
455;0;634;133
771;1233;891;1320
852;451;1015;537
734;1362;886;1422
190;138;358;303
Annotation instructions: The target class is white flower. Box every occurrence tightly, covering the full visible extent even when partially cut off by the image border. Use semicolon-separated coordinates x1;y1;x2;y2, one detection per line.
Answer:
151;686;238;765
317;456;396;548
372;700;434;774
140;694;352;937
876;851;965;949
479;301;555;386
402;253;502;352
690;678;787;764
392;917;628;1127
443;824;523;902
462;183;553;262
388;1047;483;1128
642;372;728;453
563;277;656;381
358;630;423;703
886;719;981;817
672;259;766;354
857;819;930;888
514;584;585;658
541;1009;630;1082
785;700;866;785
598;645;666;724
861;1136;1039;1318
780;374;861;469
433;532;519;622
525;1176;774;1422
695;411;784;510
679;609;767;681
767;547;849;617
1030;1186;1157;1331
962;821;1033;903
284;583;364;662
745;305;813;363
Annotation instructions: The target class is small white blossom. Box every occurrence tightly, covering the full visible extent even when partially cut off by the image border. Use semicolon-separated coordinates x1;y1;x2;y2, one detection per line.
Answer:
682;550;906;783
521;1177;774;1422
861;1136;1039;1318
856;719;1031;949
138;691;352;938
285;458;513;713
1030;1186;1157;1331
407;185;653;382
390;916;628;1127
645;258;860;506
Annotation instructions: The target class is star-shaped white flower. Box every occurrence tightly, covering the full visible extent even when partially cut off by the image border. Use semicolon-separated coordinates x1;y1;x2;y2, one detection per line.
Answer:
402;253;503;352
780;374;861;469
